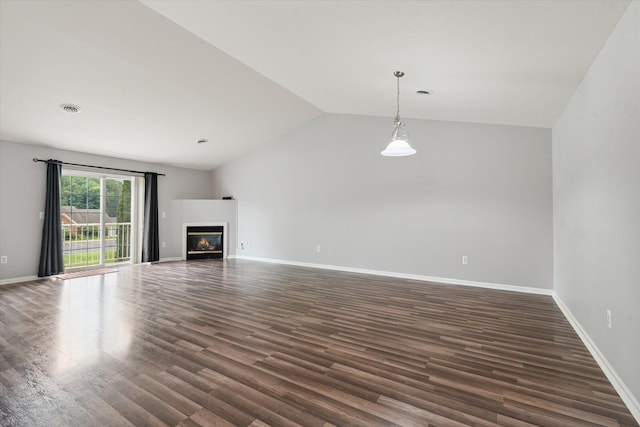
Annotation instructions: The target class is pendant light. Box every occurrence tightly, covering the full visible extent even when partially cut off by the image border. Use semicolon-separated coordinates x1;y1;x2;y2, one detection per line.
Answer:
381;71;416;156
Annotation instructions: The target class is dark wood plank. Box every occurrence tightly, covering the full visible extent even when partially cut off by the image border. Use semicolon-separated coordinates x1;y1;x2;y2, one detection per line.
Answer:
0;260;637;426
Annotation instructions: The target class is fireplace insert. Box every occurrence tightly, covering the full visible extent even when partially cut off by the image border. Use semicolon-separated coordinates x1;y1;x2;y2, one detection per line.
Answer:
186;226;223;260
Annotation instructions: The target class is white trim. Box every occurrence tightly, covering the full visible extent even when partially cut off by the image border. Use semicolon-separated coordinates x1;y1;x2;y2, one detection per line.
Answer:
0;275;39;286
552;293;640;423
99;177;106;265
130;176;140;265
159;257;182;263
232;255;552;295
182;222;228;260
134;176;145;265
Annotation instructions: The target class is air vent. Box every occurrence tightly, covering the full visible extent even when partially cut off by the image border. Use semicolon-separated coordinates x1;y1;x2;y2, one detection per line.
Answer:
196;139;208;144
59;103;81;113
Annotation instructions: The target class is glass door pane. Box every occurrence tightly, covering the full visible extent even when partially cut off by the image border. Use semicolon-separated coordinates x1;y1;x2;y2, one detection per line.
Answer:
61;175;103;268
104;177;133;265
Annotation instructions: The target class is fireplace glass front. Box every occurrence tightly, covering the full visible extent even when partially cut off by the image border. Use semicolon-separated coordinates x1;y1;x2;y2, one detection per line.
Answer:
186;226;223;260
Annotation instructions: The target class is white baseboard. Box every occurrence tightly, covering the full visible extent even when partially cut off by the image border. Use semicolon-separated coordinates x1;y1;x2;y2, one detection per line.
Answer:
232;255;552;296
0;275;39;286
552;293;640;423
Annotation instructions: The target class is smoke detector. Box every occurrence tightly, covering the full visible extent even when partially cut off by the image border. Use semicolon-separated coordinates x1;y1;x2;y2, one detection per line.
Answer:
59;103;81;113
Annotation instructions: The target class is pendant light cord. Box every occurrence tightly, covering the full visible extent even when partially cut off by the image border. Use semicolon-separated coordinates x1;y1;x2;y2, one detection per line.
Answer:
393;71;405;123
395;74;401;122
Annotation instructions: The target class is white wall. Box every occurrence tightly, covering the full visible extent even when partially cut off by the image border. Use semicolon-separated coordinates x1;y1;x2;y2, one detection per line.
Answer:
0;140;212;282
553;0;640;410
212;113;553;289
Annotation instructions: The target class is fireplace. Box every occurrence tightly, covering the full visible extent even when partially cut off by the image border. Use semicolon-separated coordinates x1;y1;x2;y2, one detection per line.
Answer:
186;225;224;260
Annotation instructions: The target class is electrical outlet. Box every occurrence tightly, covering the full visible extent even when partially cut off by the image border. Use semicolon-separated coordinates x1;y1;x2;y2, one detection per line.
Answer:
161;211;166;218
1;256;7;264
462;256;468;265
606;309;612;329
39;211;45;219
161;241;166;248
240;241;245;250
316;245;321;253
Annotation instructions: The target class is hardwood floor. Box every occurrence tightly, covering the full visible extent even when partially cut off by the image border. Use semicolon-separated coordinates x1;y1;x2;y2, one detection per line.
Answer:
0;260;636;426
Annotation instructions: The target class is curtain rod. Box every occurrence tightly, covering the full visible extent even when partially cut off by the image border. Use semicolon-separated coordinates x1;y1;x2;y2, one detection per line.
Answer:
32;158;166;177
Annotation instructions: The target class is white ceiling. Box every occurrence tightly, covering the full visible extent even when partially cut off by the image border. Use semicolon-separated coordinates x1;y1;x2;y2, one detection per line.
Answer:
0;0;630;170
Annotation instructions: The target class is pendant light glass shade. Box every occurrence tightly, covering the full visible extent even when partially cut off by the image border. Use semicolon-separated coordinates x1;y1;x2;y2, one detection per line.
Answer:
381;120;416;156
381;71;416;157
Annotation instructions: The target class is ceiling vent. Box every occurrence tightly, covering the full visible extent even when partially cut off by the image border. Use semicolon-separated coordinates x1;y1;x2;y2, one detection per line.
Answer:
59;103;81;113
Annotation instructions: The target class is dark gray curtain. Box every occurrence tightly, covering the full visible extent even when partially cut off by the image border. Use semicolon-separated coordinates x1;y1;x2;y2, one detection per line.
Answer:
38;160;64;277
142;172;159;262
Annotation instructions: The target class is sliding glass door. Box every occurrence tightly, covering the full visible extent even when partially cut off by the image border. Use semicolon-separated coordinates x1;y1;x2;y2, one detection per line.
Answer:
60;171;135;269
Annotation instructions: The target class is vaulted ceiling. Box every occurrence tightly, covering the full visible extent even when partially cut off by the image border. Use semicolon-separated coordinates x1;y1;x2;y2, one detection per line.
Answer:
0;0;630;170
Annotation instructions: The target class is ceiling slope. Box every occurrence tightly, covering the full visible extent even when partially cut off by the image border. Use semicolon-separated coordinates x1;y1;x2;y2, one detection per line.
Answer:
143;0;630;128
0;1;631;170
0;0;321;170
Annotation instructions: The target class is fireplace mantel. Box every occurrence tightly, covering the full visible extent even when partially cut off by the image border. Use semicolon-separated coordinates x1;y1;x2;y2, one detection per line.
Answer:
182;222;228;260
